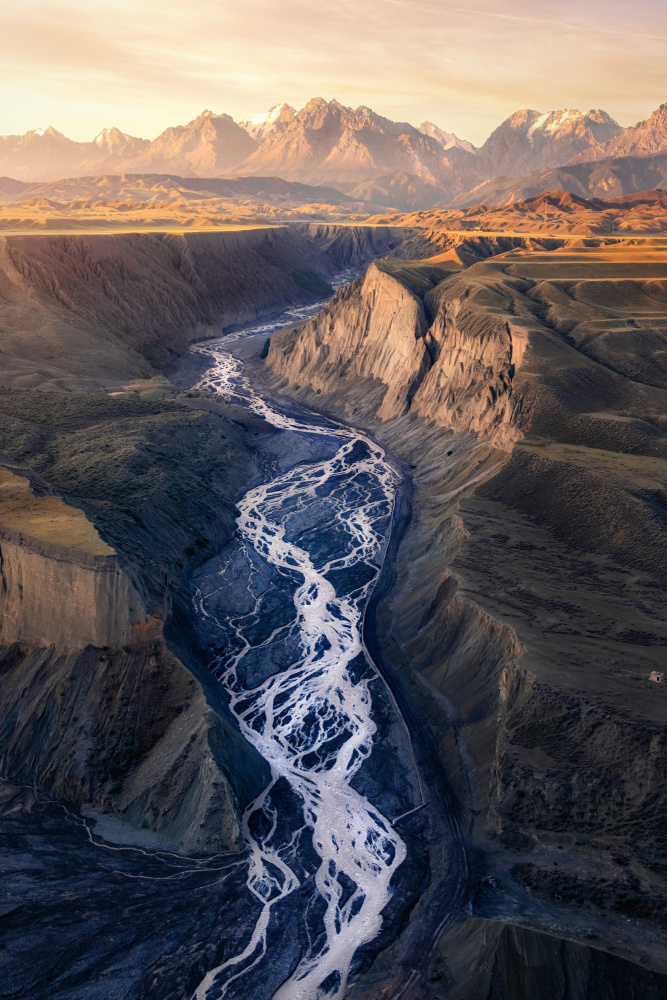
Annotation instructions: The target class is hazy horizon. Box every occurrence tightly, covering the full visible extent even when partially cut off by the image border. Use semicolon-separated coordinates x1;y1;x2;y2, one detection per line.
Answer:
1;0;664;146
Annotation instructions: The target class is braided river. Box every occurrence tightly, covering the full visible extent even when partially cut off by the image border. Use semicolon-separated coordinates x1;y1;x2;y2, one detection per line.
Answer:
187;290;418;1000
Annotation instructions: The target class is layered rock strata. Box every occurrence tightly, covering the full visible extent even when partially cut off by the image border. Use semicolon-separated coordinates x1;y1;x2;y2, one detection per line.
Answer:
0;467;267;853
266;243;667;979
0;227;336;390
268;257;529;447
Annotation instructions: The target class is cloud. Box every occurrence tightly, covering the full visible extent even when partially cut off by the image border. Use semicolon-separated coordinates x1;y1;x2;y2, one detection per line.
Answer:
0;0;664;143
450;4;667;42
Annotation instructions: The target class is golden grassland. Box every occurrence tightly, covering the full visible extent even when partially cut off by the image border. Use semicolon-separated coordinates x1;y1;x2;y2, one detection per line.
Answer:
0;467;114;555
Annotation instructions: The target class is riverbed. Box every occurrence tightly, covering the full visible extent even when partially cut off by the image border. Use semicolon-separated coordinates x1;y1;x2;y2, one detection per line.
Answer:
185;295;426;1000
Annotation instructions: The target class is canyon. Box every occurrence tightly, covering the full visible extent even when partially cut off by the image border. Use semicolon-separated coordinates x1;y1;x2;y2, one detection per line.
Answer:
0;218;665;999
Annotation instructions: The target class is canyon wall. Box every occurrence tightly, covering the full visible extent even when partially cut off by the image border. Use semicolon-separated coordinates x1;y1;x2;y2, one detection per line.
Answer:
0;226;337;390
0;528;143;649
266;245;667;979
0;220;417;855
295;222;416;267
0;223;385;854
268;257;532;447
0;466;268;853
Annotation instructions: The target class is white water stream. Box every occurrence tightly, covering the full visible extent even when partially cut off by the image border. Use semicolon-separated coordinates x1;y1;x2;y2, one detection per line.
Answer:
188;290;408;1000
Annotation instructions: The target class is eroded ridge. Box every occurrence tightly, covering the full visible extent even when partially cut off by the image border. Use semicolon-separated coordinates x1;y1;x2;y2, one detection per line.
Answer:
190;337;407;1000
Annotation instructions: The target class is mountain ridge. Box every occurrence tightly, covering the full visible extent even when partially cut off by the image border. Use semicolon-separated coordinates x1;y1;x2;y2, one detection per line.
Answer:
1;98;666;211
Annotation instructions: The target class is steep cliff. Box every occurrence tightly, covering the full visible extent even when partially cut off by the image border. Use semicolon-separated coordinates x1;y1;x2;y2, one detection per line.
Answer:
0;227;336;390
0;457;269;853
268;256;530;446
266;241;667;981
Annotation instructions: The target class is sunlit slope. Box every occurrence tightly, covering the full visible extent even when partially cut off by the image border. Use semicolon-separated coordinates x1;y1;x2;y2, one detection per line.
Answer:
0;172;386;230
369;189;667;235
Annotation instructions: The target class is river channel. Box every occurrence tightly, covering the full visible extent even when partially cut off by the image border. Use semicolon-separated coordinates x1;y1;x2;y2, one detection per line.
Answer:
186;285;423;1000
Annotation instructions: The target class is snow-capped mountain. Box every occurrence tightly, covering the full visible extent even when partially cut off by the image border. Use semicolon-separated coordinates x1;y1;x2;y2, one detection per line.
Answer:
418;121;476;154
239;104;295;143
93;127;149;158
4;99;667;209
234;98;450;189
0;125;86;179
474;108;624;178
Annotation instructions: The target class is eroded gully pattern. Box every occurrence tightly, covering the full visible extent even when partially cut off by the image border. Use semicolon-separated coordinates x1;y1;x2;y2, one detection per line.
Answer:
189;316;407;1000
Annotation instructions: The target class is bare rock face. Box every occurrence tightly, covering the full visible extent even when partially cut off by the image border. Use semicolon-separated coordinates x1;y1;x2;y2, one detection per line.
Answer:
474;108;624;180
0;227;335;390
0;467;141;648
571;102;667;163
0;530;144;649
270;261;432;419
235;98;450;190
0;469;267;853
268;257;529;447
0;641;260;854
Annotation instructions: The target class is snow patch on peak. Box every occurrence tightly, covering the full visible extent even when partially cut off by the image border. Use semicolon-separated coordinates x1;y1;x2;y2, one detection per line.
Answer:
247;104;289;127
240;104;295;142
94;127;133;152
527;109;593;138
26;125;70;144
418;121;476;154
32;125;64;139
95;127;125;142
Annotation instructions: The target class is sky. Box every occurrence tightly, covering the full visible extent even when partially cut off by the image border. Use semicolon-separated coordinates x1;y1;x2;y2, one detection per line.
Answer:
1;0;665;144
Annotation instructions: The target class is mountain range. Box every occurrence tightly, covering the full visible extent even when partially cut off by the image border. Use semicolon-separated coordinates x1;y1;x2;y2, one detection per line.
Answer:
2;99;667;210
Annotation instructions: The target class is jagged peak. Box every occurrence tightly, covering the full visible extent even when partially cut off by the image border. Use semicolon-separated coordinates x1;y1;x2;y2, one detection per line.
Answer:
94;126;130;143
418;121;477;153
28;124;67;140
241;103;294;128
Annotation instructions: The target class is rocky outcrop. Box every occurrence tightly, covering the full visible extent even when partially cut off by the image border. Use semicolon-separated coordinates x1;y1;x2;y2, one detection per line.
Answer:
0;528;145;649
0;467;268;852
270;262;432;420
268;257;530;447
0;465;143;648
